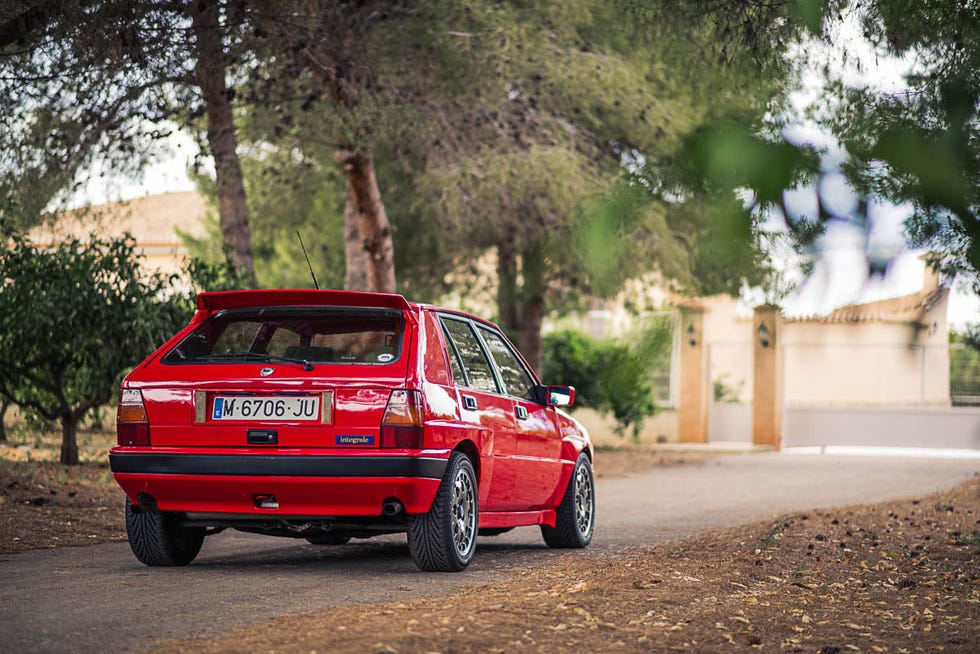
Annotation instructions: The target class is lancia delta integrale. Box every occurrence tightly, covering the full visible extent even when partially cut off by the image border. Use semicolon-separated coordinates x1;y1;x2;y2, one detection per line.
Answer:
110;290;595;571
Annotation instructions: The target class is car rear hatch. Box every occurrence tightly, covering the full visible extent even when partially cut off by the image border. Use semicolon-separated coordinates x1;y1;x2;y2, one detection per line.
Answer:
126;293;417;450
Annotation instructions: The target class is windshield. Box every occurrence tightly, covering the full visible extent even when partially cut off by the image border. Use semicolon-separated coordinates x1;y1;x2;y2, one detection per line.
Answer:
162;307;404;366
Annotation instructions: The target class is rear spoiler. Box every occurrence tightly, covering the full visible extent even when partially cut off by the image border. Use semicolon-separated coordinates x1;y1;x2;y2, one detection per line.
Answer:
196;290;413;313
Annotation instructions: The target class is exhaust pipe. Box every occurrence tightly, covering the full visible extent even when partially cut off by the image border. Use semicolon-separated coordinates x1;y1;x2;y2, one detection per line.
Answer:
382;499;404;517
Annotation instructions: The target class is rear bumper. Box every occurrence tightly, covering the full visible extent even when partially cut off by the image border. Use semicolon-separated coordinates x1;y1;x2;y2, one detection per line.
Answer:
109;450;446;516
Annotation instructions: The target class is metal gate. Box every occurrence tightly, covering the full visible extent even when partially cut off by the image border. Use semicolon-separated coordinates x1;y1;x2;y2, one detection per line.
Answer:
707;342;753;443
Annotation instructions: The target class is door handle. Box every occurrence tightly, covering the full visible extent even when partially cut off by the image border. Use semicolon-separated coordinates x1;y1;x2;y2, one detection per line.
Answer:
462;395;478;411
515;404;528;420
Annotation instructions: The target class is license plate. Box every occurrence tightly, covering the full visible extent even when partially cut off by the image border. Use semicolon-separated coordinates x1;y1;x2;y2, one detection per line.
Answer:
211;396;320;421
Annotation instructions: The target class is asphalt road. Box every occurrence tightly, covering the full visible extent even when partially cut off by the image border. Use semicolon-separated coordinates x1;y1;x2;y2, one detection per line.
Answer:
1;453;976;653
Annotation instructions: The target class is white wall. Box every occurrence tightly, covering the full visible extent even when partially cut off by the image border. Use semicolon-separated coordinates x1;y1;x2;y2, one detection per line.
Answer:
784;406;980;450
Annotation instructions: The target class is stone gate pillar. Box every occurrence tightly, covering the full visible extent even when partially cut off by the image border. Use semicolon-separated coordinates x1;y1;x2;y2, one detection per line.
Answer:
752;305;783;449
678;307;708;443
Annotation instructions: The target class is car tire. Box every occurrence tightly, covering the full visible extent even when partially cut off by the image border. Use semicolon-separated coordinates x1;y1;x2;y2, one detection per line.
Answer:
305;534;351;545
541;453;595;548
125;497;205;566
407;451;478;572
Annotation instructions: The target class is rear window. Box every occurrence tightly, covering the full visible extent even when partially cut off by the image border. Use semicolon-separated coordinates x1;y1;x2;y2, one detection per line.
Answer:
162;307;404;366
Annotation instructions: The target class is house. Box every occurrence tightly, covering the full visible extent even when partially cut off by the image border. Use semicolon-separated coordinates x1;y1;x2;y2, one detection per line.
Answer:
26;191;208;275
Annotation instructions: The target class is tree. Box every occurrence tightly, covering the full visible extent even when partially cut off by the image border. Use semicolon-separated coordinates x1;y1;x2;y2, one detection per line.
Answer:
0;397;9;442
201;0;792;373
179;161;349;291
412;0;793;371
0;1;256;279
247;1;408;293
0;233;187;464
666;1;980;289
188;0;255;278
825;0;979;285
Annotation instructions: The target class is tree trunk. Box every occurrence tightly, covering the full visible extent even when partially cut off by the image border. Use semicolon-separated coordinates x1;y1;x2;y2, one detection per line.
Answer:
60;415;79;466
190;0;254;282
518;241;547;376
336;147;396;293
496;239;520;340
0;398;9;442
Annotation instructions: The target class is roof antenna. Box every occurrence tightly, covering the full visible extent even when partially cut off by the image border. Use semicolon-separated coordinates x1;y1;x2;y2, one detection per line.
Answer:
296;231;320;290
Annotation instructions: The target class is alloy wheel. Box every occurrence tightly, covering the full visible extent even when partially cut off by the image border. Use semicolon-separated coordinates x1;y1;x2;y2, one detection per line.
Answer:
451;466;477;556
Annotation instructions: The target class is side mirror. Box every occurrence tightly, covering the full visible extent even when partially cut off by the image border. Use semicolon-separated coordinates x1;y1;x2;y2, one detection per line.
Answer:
545;385;575;407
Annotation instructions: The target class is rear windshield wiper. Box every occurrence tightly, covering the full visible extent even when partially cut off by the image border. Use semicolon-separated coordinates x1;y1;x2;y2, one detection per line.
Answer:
197;352;314;371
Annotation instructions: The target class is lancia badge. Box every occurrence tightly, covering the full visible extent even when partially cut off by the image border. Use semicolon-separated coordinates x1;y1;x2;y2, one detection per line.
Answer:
259;367;274;377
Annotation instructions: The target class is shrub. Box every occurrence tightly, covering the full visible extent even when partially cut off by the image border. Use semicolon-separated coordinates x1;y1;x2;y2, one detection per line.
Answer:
542;319;671;441
0;234;190;464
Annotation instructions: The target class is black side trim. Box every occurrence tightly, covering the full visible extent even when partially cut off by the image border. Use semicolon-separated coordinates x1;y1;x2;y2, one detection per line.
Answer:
110;453;447;479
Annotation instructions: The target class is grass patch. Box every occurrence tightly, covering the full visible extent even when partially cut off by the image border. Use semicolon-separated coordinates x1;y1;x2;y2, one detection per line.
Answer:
759;514;800;549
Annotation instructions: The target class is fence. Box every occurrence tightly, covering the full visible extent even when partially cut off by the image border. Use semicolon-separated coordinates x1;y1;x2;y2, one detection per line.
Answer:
950;343;980;406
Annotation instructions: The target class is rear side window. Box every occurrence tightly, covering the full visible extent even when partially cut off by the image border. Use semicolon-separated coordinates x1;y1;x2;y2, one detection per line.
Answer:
162;307;403;365
441;324;467;386
441;318;499;394
477;326;535;399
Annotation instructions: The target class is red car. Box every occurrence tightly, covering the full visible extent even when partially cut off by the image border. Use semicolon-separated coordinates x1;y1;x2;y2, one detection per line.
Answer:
110;290;595;571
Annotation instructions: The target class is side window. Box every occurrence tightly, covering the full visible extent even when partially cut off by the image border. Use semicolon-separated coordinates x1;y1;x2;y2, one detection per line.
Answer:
477;327;535;399
441;324;468;386
441;318;500;394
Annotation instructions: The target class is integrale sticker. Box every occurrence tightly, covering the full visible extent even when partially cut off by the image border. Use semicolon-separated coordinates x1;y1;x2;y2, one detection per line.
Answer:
336;434;376;446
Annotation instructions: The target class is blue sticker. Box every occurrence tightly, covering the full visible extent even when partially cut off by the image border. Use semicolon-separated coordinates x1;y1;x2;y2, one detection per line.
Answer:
212;397;224;420
336;434;375;446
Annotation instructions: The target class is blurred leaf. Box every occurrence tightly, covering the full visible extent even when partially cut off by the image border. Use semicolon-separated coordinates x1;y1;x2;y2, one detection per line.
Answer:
790;0;828;37
685;123;818;206
872;128;970;217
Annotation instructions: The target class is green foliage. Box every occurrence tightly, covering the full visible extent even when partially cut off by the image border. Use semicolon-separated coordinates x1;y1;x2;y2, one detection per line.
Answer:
542;316;672;440
676;123;820;206
596;344;657;441
0;2;200;230
225;0;796;319
954;324;980;353
820;1;979;284
184;255;253;294
950;326;980;405
651;0;980;294
0;233;187;464
542;330;604;409
179;162;341;291
713;376;744;403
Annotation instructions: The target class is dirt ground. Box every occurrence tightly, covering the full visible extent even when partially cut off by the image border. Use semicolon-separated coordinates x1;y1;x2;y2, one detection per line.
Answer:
0;431;127;553
152;477;979;654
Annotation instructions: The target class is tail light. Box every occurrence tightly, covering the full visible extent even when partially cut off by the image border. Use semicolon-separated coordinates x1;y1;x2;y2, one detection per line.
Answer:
117;388;150;446
381;389;424;448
